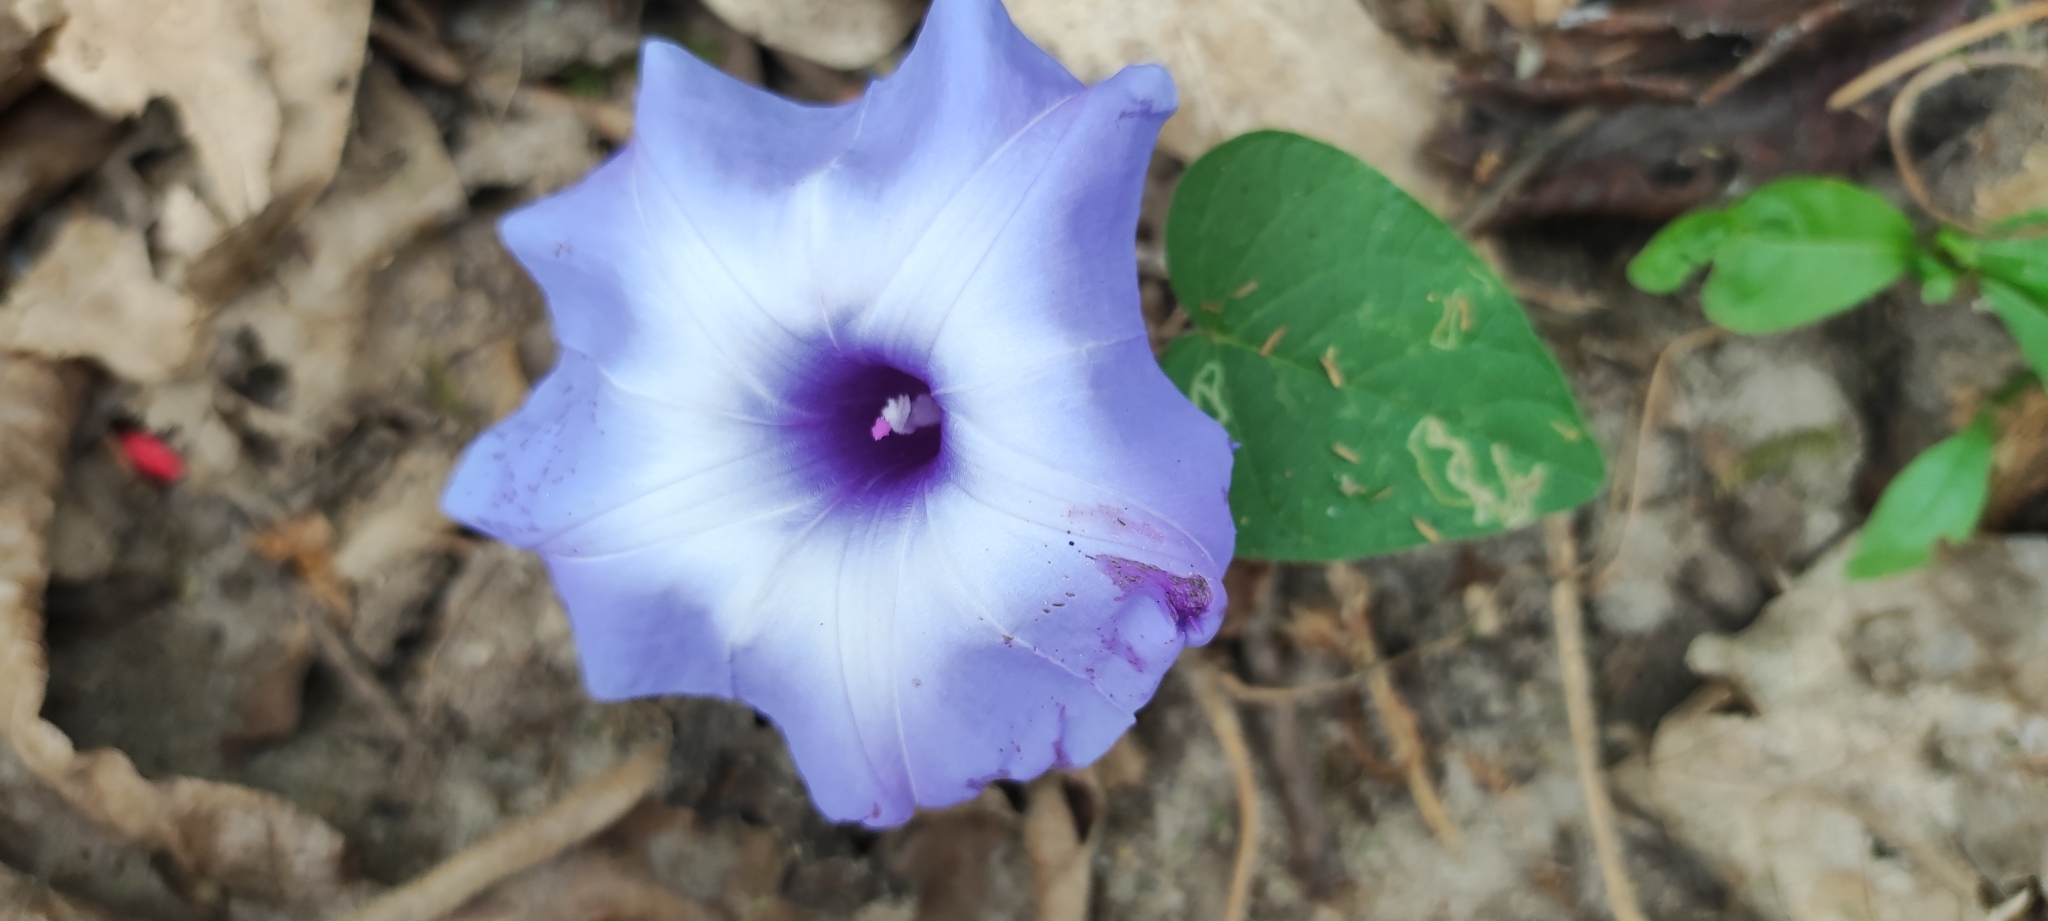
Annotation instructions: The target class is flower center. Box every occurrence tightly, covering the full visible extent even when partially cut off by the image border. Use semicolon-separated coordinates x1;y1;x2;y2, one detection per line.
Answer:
871;393;942;441
786;361;946;508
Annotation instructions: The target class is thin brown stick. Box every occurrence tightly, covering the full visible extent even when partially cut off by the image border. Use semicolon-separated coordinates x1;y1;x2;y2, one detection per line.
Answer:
1545;515;1648;921
1024;769;1099;921
1829;1;2048;109
370;13;469;85
296;591;419;744
1218;630;1471;705
1183;655;1259;921
387;0;442;38
1699;1;1855;105
337;744;668;921
1326;564;1460;848
1456;107;1601;235
1590;326;1727;593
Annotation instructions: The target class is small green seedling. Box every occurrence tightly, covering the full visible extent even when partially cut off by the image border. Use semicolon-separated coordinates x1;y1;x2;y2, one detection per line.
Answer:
1631;178;2048;579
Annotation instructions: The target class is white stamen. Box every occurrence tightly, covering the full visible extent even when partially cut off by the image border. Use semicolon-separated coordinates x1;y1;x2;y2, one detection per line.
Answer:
874;393;943;439
881;395;914;432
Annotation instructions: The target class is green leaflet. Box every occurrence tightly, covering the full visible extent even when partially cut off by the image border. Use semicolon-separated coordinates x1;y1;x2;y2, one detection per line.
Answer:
1846;418;1995;580
1628;177;1917;333
1160;131;1604;561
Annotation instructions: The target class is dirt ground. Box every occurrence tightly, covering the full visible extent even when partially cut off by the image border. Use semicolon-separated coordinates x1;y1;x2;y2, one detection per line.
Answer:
4;0;2048;919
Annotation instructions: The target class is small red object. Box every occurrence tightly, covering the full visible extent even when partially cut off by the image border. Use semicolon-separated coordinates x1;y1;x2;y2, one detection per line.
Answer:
117;429;185;485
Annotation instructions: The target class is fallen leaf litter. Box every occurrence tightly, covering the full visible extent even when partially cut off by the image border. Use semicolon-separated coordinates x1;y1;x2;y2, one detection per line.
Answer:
5;0;2048;919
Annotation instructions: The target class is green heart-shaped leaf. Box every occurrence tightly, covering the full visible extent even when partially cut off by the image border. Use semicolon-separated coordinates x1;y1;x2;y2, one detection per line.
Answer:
1160;131;1605;561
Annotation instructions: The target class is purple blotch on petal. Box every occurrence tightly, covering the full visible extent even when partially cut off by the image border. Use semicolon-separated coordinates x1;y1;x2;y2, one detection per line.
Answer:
1091;555;1215;637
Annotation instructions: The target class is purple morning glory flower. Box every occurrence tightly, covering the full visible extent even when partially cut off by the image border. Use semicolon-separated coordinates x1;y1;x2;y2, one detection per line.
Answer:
442;0;1233;826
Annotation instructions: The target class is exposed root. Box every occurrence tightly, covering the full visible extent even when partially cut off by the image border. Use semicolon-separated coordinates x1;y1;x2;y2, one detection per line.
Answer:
337;743;669;921
1024;769;1100;921
1544;515;1648;921
1217;627;1471;706
1325;564;1460;849
297;589;421;744
1183;654;1260;921
1591;326;1727;594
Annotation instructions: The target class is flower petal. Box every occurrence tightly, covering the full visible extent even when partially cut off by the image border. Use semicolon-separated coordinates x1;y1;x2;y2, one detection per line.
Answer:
497;146;817;406
791;0;1086;308
725;490;1149;825
441;349;807;554
447;0;1237;830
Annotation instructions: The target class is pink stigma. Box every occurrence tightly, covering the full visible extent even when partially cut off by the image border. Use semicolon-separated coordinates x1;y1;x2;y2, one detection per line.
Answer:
870;416;892;440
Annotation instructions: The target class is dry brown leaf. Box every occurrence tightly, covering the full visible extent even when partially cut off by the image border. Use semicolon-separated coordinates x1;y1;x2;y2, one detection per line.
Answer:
157;777;352;904
699;0;920;70
250;513;350;615
1007;0;1451;209
189;64;465;448
0;355;180;861
0;861;121;921
1630;539;2048;921
40;0;372;228
0;0;62;110
0;212;197;383
0;356;361;912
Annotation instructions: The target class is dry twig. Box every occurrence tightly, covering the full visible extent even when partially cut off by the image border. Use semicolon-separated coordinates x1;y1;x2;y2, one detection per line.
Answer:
296;590;420;743
1024;771;1099;921
1698;1;1856;105
370;13;468;85
1884;52;2045;230
338;744;669;921
1829;1;2048;108
1545;515;1648;921
1219;628;1471;706
1234;565;1344;898
253;514;420;743
1182;654;1260;921
1325;564;1460;848
1591;326;1727;593
1456;107;1601;235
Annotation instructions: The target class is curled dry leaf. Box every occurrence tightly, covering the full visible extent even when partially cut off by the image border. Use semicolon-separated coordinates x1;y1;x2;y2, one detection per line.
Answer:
40;0;373;230
699;0;922;70
1630;538;2048;921
154;62;465;479
0;356;360;912
1006;0;1451;208
155;777;351;904
0;212;196;383
0;0;61;109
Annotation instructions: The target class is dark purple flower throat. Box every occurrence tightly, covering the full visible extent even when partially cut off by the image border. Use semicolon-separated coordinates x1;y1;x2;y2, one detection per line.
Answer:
787;358;945;508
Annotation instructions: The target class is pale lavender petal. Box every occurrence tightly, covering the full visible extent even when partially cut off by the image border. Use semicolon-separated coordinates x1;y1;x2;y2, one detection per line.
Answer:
443;0;1235;827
